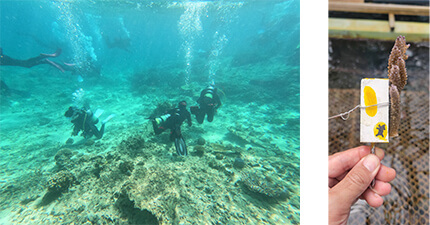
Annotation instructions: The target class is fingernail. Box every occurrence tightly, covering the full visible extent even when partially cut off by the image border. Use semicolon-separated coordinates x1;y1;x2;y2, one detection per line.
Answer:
363;154;379;172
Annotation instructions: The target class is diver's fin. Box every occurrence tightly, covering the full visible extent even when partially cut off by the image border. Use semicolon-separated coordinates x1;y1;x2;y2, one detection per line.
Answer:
40;48;62;57
44;59;65;73
94;109;104;118
102;114;115;124
174;137;188;156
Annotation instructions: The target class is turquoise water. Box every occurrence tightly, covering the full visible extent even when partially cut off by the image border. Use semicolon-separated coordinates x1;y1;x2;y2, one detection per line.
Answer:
0;0;300;224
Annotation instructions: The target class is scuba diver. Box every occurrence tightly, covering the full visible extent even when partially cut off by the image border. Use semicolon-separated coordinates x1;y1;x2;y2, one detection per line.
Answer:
64;106;115;139
0;48;66;72
151;101;192;156
190;85;222;124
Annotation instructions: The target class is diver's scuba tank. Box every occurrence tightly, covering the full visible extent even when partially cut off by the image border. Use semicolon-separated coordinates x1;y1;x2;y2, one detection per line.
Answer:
204;86;215;99
155;114;171;125
87;110;99;124
88;109;105;124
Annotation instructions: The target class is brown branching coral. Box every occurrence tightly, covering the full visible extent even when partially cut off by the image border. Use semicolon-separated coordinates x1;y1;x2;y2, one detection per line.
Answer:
395;35;409;61
387;35;409;137
388;46;402;72
389;85;400;137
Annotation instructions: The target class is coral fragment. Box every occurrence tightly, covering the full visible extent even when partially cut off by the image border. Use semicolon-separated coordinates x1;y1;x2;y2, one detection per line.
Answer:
389;85;400;137
387;35;409;138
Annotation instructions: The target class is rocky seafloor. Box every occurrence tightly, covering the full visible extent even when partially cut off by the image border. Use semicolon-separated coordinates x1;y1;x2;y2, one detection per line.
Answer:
1;127;299;224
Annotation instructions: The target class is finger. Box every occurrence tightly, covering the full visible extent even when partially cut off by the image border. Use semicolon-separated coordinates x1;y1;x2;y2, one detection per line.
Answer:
329;146;385;178
331;171;349;187
375;165;396;182
330;154;381;208
329;146;372;178
374;147;385;160
329;178;339;188
362;188;384;207
373;180;392;196
331;150;388;185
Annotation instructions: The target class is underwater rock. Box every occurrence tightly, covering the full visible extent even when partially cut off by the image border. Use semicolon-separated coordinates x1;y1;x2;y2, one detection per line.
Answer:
39;170;76;206
233;158;246;169
210;143;242;157
85;139;95;146
240;171;291;200
93;163;103;179
215;153;224;160
119;161;134;176
54;148;75;170
208;159;233;177
118;135;146;157
65;138;74;145
197;137;206;145
114;192;159;224
193;146;205;157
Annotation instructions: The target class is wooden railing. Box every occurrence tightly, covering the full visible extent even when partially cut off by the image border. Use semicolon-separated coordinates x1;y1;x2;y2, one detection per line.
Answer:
329;0;429;31
330;1;429;15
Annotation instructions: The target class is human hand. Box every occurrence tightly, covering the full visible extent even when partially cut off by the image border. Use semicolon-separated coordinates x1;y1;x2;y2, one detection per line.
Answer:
329;146;396;225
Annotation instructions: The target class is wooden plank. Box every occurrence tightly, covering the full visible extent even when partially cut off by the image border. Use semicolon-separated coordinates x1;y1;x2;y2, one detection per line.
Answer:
329;18;429;42
389;13;395;31
329;2;429;16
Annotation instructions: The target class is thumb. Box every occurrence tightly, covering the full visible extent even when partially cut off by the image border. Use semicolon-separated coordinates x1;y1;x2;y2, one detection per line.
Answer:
331;154;381;207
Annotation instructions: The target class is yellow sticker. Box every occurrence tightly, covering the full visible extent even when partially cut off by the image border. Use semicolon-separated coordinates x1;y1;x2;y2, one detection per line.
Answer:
363;86;377;117
373;122;388;141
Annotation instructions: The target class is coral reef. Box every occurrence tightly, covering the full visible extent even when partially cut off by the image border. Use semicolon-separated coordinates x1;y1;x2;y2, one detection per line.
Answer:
39;170;76;206
389;85;401;137
387;35;409;137
47;170;76;193
2;130;300;224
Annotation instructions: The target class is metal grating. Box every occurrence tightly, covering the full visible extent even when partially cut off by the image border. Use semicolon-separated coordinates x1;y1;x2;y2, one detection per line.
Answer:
329;88;429;225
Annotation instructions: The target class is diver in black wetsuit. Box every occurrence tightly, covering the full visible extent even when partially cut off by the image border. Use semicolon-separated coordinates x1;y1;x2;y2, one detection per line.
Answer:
64;106;114;139
0;48;65;72
151;101;192;156
190;85;222;124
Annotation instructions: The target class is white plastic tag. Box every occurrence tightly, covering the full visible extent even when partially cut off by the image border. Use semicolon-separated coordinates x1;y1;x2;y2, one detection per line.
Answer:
360;78;389;143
